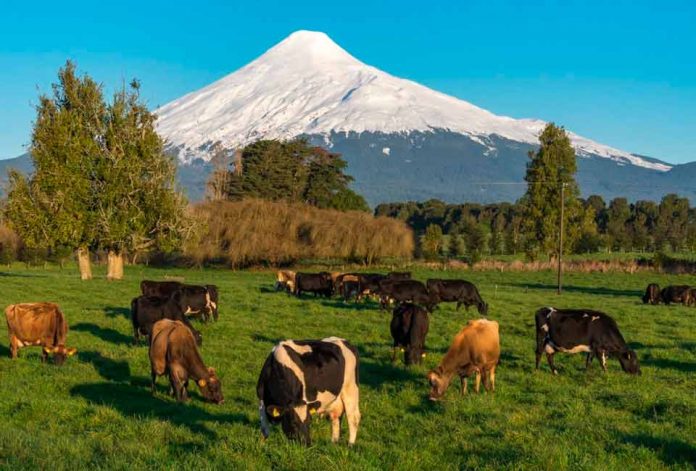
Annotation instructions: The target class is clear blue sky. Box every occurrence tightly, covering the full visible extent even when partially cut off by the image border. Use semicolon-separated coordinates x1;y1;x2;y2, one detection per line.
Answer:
1;0;694;163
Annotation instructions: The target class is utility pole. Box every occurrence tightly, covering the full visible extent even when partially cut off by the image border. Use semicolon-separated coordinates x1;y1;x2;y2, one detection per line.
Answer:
557;182;566;294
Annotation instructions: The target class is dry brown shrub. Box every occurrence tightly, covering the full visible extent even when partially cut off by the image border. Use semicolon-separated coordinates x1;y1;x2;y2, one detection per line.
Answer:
186;199;414;267
0;223;22;264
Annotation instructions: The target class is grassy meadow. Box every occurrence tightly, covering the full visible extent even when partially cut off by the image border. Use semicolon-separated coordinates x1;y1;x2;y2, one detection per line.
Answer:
0;264;694;470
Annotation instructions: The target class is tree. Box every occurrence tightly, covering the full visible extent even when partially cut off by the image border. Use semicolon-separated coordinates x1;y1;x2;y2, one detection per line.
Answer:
5;61;103;279
217;139;368;211
96;79;188;279
655;194;689;251
421;224;443;259
521;123;581;260
606;198;632;251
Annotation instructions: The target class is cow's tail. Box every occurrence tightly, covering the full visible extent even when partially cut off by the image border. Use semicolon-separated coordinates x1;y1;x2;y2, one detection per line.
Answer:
4;304;15;332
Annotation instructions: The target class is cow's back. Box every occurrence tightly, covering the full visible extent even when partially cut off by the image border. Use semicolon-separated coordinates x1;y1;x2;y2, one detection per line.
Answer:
5;303;65;345
455;319;500;367
150;319;180;375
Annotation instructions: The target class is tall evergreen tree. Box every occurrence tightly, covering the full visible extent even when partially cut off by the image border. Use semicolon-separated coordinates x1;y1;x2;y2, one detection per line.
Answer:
5;61;103;279
521;123;581;260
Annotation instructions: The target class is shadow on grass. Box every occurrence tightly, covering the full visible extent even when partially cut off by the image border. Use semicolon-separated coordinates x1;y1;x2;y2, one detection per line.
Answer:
103;306;131;319
0;271;48;278
250;333;283;345
0;344;9;357
621;433;696;467
318;299;379;312
78;350;131;382
71;382;251;439
360;357;423;390
641;357;696;373
504;282;642;298
73;322;133;346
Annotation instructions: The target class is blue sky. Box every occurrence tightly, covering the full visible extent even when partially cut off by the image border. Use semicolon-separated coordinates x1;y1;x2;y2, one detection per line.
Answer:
1;0;694;163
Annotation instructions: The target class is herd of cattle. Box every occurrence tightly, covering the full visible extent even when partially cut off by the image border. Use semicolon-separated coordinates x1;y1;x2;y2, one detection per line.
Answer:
4;270;670;446
642;282;696;306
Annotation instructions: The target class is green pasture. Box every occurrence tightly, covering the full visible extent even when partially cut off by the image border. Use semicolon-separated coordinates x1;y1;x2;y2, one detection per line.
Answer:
0;264;694;470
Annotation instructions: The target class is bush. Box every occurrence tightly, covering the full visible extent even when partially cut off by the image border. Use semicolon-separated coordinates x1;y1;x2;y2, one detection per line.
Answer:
0;224;21;265
186;199;414;267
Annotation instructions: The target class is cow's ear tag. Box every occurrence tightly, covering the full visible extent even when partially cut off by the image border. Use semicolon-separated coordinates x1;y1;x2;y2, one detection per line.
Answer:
198;379;207;388
43;347;52;354
421;353;427;358
271;408;280;417
309;408;317;415
400;348;405;352
67;348;77;356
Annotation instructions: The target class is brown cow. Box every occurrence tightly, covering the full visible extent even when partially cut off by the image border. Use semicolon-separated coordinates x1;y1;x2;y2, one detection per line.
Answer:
5;303;77;365
427;319;500;400
149;319;223;403
275;270;296;293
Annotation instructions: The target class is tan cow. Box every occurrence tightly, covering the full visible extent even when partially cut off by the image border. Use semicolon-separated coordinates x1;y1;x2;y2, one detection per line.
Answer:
275;270;296;293
5;302;77;365
149;319;224;403
427;319;500;400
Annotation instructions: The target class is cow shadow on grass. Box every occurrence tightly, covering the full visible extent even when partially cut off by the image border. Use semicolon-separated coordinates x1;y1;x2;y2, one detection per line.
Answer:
102;306;131;319
0;344;9;357
620;433;696;467
359;356;424;390
318;299;379;312
504;282;642;298
0;271;48;278
72;322;133;346
78;350;131;382
71;382;250;439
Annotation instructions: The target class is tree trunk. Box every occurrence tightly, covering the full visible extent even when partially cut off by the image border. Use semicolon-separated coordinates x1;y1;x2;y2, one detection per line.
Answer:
107;250;124;280
77;247;92;280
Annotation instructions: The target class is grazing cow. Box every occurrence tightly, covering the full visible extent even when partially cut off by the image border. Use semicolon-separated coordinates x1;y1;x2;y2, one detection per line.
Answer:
149;319;223;403
426;279;488;314
377;279;439;312
140;280;182;298
131;295;202;346
427;319;500;400
275;271;296;293
642;283;661;305
294;272;334;298
5;303;77;365
660;285;692;306
356;273;387;301
257;337;360;446
534;307;640;375
390;303;429;365
336;274;360;301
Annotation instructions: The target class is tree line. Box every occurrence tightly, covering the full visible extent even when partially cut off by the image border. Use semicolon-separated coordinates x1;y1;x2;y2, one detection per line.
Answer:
376;124;696;261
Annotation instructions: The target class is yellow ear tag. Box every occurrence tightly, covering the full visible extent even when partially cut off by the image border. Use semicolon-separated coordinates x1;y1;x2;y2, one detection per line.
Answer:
271;409;280;417
421;353;427;358
43;347;51;354
198;379;207;388
309;408;317;415
400;348;405;352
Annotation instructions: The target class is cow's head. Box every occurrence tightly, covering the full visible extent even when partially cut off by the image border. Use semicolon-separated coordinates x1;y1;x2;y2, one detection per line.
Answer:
477;301;489;315
265;400;320;446
44;345;77;365
618;350;641;375
198;367;224;403
427;367;452;401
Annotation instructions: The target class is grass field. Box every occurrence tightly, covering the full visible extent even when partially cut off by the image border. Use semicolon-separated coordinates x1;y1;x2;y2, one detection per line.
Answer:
0;264;694;470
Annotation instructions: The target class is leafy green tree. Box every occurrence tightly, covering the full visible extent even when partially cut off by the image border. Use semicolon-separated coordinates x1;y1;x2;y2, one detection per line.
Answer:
656;194;689;251
606;198;631;251
97;80;188;279
521;123;581;260
5;61;104;279
421;224;443;259
448;232;465;258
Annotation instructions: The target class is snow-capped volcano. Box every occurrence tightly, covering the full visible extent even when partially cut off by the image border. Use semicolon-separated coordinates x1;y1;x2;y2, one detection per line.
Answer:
156;30;670;172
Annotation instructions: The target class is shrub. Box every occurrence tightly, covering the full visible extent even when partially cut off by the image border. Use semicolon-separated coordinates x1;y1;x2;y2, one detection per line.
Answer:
187;199;413;267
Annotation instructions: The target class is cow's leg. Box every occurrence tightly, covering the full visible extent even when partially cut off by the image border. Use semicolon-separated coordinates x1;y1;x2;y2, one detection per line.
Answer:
329;400;345;443
391;344;397;363
455;301;461;311
585;351;594;370
259;400;271;439
546;352;558;375
474;370;481;393
341;386;360;446
460;375;468;395
41;347;48;363
598;350;608;372
9;336;18;359
488;366;496;392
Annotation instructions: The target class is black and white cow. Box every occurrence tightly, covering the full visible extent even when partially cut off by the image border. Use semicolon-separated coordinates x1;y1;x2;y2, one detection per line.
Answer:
256;337;360;446
534;307;640;375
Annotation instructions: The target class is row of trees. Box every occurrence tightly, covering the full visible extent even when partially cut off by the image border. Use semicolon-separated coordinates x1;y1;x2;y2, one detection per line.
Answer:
206;139;369;212
377;124;696;260
4;62;187;279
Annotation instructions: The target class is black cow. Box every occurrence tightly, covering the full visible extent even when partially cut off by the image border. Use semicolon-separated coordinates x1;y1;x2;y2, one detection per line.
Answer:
294;272;334;297
660;285;692;305
377;279;438;312
140;280;182;298
356;273;387;301
642;283;661;305
390;303;429;365
256;337;361;446
131;295;203;346
426;279;488;314
534;307;640;375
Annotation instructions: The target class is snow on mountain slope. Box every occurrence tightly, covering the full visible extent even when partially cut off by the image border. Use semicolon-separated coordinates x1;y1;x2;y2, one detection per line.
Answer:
156;30;671;172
